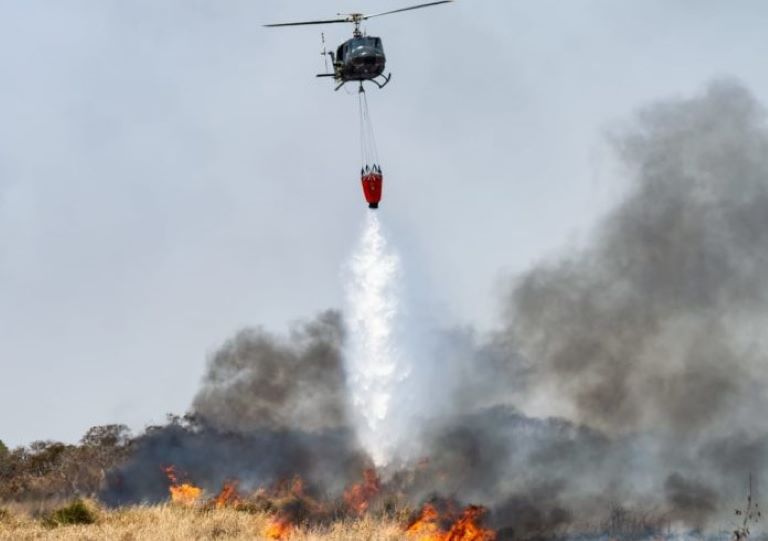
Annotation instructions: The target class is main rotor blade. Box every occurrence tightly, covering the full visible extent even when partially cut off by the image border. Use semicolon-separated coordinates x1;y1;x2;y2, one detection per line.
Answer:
264;18;349;28
363;0;453;20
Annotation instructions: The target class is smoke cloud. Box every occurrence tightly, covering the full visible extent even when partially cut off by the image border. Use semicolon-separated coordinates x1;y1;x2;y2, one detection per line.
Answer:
192;310;350;433
104;80;768;535
408;79;768;529
103;311;367;505
506;80;768;438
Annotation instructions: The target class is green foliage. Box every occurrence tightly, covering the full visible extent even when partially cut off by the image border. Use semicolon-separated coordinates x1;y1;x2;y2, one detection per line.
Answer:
44;499;96;527
0;439;8;457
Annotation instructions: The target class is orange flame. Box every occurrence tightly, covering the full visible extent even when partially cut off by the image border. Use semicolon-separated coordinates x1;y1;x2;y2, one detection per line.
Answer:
344;468;381;515
444;506;496;541
406;504;496;541
163;466;203;506
290;476;305;497
164;465;181;485
264;517;293;540
170;484;203;506
213;480;241;509
406;503;443;540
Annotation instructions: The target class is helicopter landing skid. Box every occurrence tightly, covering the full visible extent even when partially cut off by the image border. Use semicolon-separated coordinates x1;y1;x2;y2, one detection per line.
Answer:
330;74;392;92
369;73;392;89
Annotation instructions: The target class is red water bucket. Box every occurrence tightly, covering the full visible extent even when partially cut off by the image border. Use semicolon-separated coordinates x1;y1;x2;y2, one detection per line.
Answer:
361;172;383;209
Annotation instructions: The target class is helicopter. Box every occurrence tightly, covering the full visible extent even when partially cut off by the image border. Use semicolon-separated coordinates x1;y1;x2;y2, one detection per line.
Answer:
264;1;454;91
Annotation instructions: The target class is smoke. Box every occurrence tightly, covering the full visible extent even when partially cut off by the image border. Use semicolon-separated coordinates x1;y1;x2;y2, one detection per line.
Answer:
664;473;718;527
103;80;768;534
192;310;349;433
507;81;768;437
407;79;768;528
101;421;367;506
342;211;405;465
103;311;368;505
505;80;768;440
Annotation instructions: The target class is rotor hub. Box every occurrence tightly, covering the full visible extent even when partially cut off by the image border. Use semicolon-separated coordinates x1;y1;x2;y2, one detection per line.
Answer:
342;13;365;36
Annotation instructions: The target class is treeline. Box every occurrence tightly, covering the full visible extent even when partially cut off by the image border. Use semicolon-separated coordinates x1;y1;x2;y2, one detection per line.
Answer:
0;424;133;501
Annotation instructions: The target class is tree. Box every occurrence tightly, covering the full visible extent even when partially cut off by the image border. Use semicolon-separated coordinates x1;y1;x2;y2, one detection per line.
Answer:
80;424;131;449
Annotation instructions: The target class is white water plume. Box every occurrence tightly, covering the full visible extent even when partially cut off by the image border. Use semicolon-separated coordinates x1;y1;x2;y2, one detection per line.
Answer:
343;211;404;465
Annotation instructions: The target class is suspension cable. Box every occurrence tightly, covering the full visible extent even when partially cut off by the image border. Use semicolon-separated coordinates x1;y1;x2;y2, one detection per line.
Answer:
358;87;380;170
358;90;366;170
362;90;379;166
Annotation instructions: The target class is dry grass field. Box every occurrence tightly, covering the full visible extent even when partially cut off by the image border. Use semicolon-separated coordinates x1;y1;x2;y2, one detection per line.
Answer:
0;500;410;541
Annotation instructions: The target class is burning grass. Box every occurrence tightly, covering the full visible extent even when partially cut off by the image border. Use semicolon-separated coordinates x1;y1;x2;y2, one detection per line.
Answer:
406;503;495;541
0;465;756;540
0;465;500;541
164;466;204;507
153;466;496;540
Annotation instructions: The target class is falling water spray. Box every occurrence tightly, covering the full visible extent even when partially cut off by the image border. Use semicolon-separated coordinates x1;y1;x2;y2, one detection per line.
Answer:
343;211;404;465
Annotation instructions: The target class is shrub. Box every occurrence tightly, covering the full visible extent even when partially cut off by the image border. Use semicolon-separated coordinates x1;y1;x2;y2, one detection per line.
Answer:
44;499;96;527
0;425;133;501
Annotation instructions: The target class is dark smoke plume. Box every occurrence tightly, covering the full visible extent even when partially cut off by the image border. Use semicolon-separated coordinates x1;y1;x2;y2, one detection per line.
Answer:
405;80;768;532
101;421;366;506
507;80;768;437
192;310;350;433
664;472;718;527
103;311;366;505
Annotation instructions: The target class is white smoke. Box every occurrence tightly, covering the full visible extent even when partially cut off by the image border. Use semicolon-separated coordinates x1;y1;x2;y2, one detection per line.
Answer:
343;211;405;465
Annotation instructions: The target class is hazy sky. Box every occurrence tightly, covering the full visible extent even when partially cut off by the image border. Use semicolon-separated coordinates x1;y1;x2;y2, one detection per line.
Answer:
1;0;767;448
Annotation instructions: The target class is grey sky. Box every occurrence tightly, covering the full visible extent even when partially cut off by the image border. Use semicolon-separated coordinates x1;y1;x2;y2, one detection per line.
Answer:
1;0;767;448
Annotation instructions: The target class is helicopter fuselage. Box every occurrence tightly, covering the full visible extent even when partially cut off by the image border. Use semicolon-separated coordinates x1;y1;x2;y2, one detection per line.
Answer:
337;36;386;80
319;36;391;90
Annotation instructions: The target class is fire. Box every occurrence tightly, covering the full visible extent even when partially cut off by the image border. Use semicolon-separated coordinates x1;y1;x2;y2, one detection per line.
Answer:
169;483;203;506
444;506;496;541
213;480;240;509
264;516;293;540
163;466;202;506
290;476;305;497
406;503;496;541
344;468;381;515
156;465;494;541
269;475;305;498
406;504;442;539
